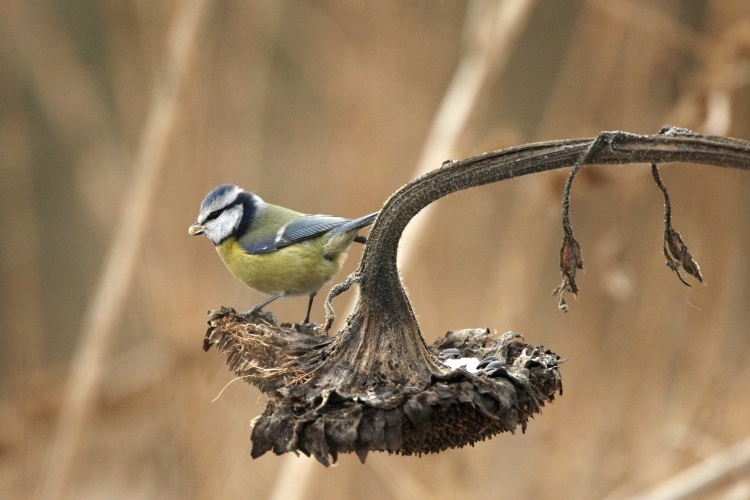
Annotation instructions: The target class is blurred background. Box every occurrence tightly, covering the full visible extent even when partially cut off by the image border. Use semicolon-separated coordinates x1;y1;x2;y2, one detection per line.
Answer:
2;0;750;498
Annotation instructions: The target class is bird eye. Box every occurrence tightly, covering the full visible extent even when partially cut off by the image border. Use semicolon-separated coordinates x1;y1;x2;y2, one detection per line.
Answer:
203;210;221;223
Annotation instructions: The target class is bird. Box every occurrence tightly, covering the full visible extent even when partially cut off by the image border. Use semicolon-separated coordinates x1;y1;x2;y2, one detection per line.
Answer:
189;184;378;324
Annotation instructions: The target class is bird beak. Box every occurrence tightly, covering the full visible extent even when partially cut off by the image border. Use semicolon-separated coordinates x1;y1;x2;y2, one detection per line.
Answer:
188;222;205;235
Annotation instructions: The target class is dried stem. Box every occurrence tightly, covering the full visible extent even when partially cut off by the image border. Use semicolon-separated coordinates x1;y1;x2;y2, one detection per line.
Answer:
651;163;704;286
330;128;750;341
636;436;750;499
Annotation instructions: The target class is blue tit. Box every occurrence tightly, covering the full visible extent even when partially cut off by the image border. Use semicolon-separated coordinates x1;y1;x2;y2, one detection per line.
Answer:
189;184;378;323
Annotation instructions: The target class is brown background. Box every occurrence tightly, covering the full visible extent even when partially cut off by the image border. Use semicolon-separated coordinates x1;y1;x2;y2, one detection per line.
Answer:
2;1;750;498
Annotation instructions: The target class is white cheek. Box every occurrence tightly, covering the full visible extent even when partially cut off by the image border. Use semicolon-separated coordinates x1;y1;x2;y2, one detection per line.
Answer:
206;205;243;244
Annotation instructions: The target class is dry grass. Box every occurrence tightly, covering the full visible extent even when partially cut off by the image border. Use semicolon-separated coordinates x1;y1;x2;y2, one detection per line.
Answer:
1;1;750;498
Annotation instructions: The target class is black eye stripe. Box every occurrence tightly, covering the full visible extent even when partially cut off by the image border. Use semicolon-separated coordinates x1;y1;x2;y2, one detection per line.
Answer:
204;210;222;222
203;200;242;223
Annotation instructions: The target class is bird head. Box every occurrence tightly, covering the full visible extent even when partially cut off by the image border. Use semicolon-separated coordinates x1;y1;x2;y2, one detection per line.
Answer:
189;184;260;245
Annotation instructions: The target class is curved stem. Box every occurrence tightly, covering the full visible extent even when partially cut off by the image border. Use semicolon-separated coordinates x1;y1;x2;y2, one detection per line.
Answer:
357;130;750;318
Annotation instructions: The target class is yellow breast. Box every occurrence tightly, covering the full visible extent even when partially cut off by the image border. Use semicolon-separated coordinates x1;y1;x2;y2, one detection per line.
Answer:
215;238;347;296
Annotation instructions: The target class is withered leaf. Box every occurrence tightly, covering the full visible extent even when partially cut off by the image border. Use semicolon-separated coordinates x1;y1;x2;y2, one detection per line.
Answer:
664;226;703;285
553;232;584;312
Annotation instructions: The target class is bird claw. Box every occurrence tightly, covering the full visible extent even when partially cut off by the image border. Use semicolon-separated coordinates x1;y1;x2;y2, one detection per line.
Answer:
293;321;319;335
239;308;277;324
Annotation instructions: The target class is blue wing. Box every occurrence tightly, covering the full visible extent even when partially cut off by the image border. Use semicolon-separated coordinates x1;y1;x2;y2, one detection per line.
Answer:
240;215;349;255
240;212;379;255
276;215;351;247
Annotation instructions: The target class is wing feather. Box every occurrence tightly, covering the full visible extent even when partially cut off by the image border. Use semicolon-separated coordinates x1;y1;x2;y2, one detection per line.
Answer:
278;215;350;246
240;215;348;254
239;212;379;255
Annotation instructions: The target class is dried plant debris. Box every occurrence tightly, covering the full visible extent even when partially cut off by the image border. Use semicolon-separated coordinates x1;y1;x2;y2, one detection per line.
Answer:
554;159;586;312
204;309;563;466
651;163;703;286
553;230;584;312
552;128;710;310
662;226;703;285
203;308;334;394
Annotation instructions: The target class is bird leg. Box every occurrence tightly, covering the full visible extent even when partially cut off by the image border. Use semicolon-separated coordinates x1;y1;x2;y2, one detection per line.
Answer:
241;293;283;317
303;292;317;324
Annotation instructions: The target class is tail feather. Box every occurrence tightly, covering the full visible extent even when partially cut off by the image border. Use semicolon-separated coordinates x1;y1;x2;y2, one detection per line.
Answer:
332;211;379;235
